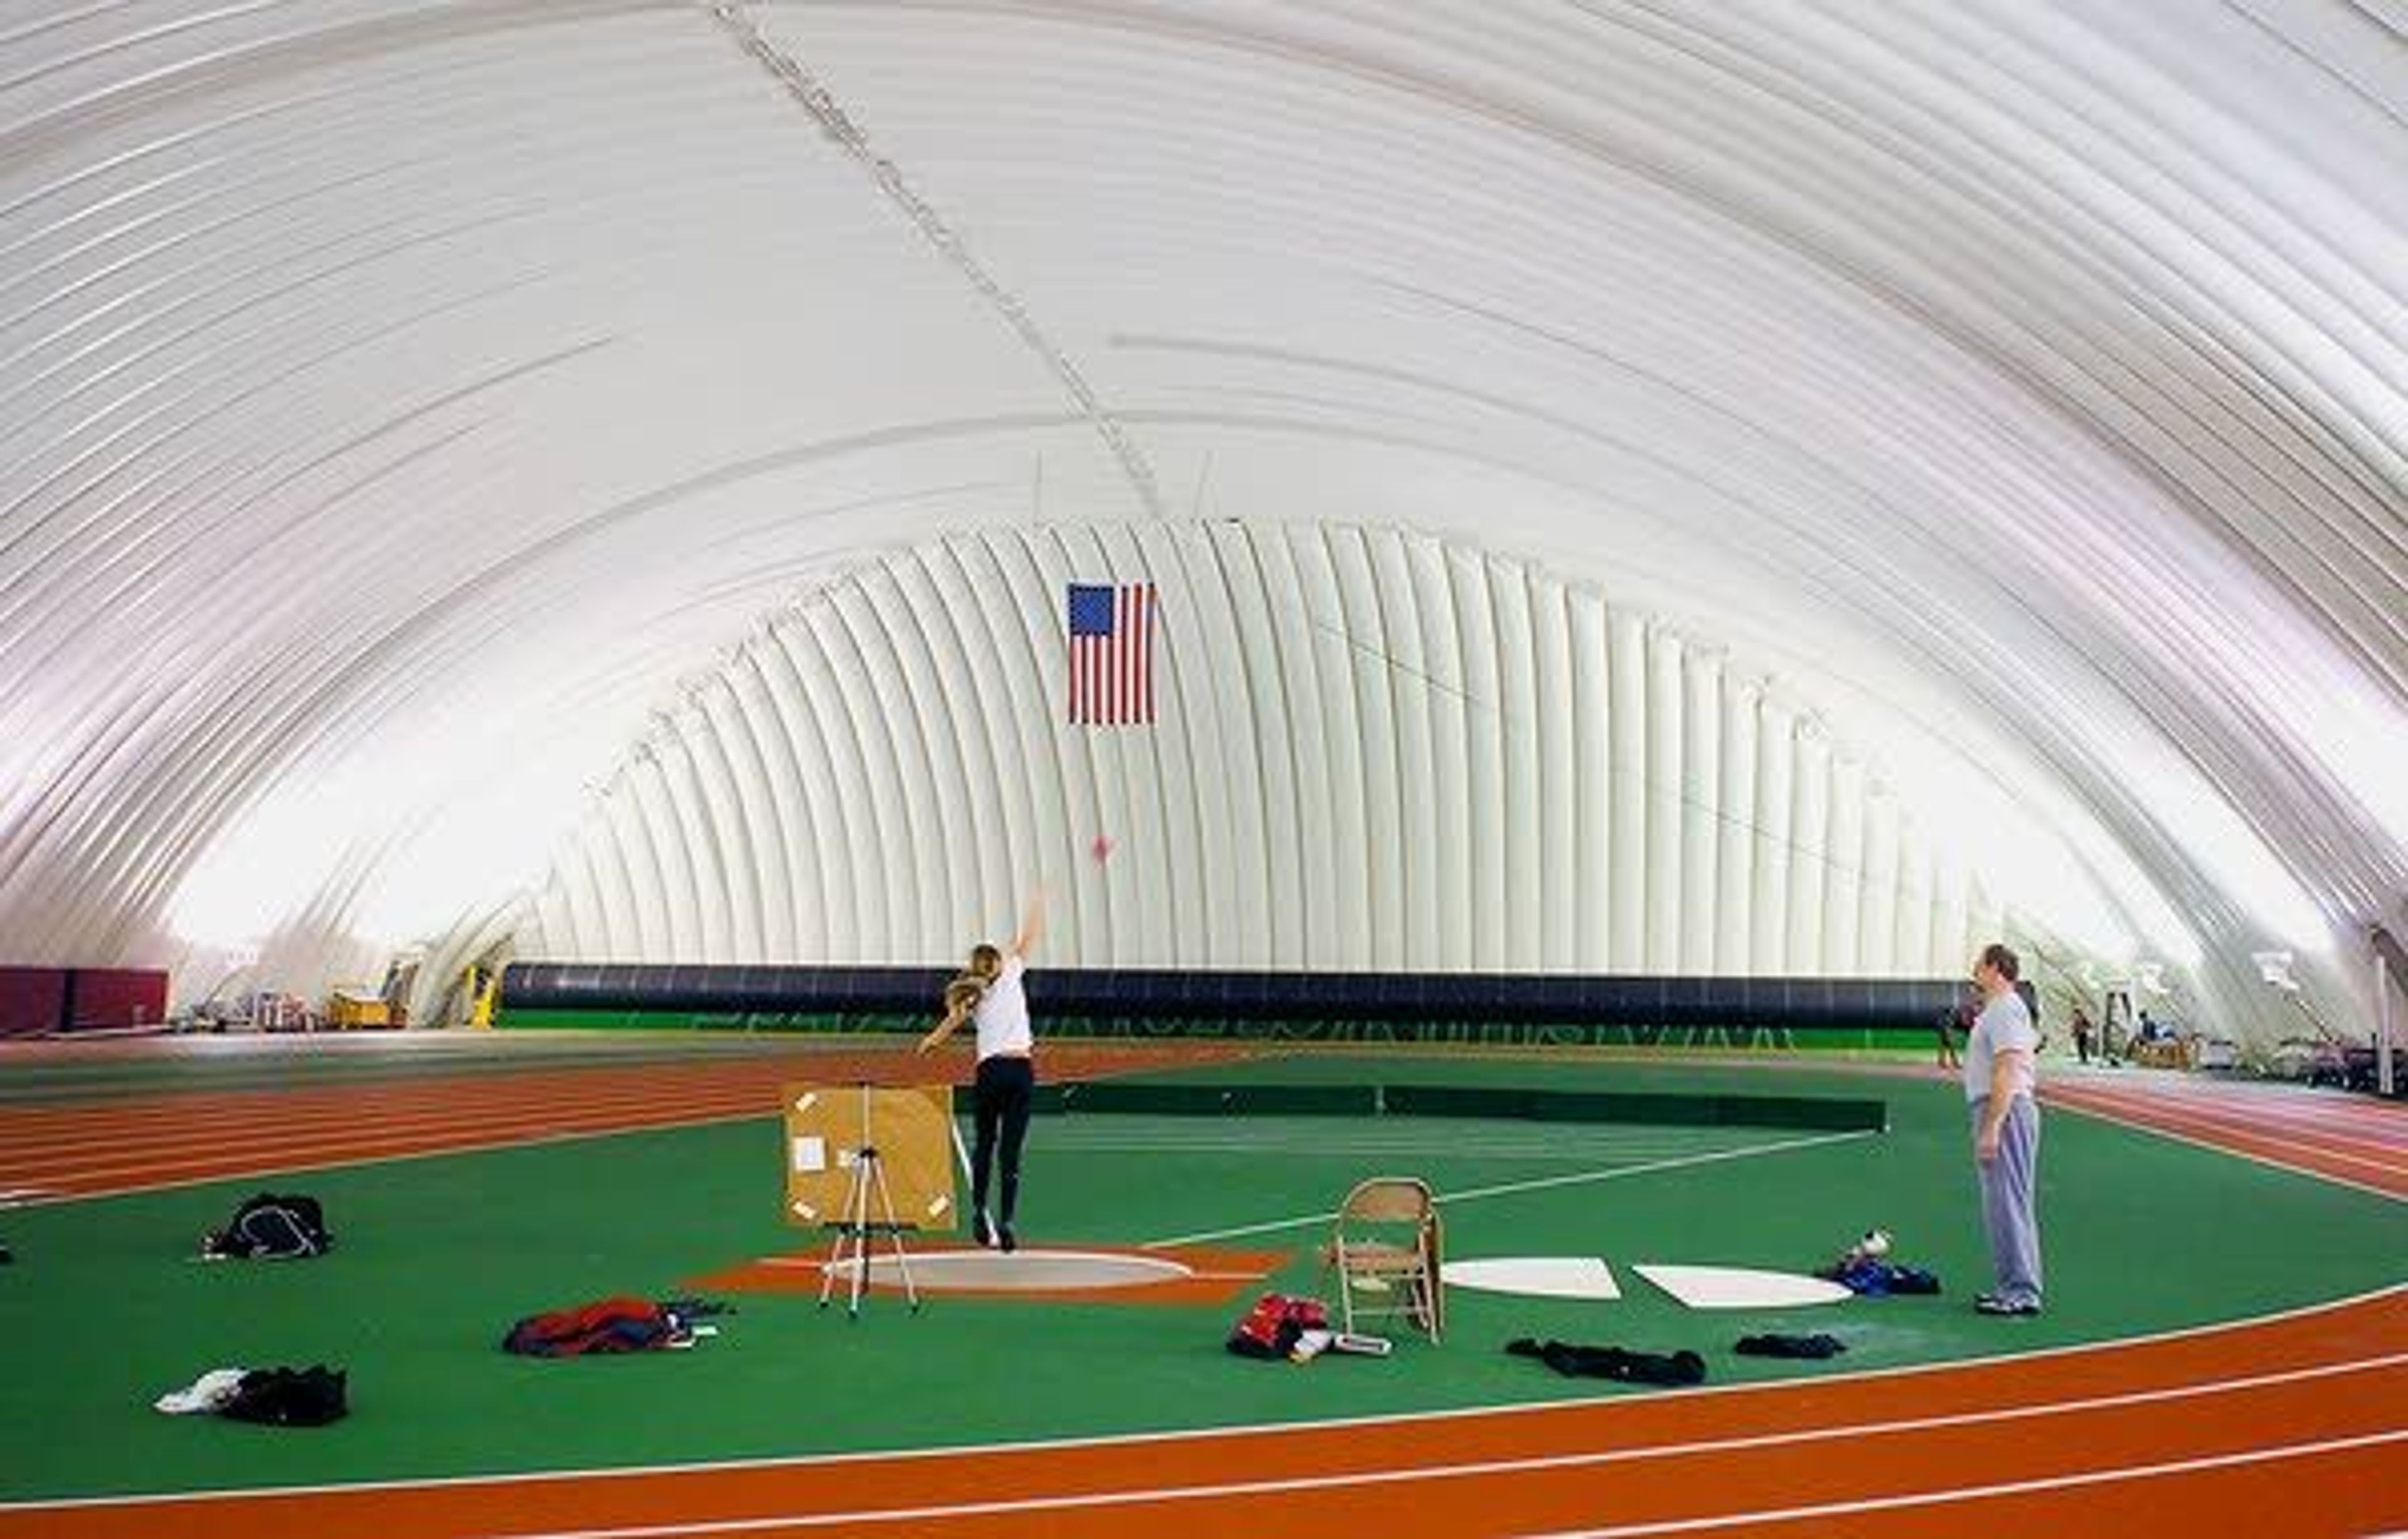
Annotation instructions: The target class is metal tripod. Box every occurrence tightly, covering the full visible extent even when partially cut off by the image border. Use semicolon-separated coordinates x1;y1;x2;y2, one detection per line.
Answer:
817;1082;921;1319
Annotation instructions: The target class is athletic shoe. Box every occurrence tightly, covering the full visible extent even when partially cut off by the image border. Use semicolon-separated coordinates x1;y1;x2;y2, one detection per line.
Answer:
1975;1295;2041;1316
971;1211;996;1248
998;1224;1018;1254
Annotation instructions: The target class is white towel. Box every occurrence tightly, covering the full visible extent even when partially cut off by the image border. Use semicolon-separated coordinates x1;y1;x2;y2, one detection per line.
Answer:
154;1367;249;1415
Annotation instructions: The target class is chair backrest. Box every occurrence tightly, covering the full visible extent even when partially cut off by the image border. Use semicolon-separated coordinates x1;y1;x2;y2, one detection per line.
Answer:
1338;1176;1434;1226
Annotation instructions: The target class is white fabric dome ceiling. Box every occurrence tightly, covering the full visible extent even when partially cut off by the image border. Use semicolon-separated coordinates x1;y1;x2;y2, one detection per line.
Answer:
0;2;2399;1043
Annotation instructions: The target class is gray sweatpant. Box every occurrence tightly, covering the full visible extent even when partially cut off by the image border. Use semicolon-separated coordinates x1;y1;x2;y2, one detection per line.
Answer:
1971;1095;2043;1305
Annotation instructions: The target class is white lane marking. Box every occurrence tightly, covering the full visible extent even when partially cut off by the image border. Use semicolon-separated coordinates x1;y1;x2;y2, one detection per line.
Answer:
316;1355;2408;1537
1525;1430;2408;1536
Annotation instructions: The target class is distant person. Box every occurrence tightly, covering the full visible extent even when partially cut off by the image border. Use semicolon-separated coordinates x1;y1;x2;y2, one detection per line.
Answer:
1965;942;2043;1316
2071;1005;2098;1066
2101;994;2130;1066
1936;993;1972;1071
918;890;1045;1253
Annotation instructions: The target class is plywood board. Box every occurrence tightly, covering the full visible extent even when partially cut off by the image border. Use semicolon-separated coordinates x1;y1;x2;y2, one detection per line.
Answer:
783;1083;957;1232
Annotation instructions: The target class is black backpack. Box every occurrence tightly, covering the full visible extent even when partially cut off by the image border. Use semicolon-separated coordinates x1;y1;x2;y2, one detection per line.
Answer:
203;1193;332;1259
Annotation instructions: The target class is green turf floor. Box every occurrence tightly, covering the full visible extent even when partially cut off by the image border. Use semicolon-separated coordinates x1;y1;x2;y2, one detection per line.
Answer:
1;1047;2401;1501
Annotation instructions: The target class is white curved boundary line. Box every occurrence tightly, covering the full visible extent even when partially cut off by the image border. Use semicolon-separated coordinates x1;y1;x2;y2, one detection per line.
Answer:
90;1356;2408;1538
6;1281;2398;1515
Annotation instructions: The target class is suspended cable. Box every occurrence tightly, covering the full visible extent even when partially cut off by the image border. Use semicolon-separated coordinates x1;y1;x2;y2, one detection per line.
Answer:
700;1;1167;520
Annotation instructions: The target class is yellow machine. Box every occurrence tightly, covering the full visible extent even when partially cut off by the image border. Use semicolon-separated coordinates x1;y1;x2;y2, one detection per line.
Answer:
326;990;390;1029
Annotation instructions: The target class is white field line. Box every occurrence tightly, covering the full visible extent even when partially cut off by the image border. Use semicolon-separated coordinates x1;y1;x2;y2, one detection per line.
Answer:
1143;1129;1875;1247
1039;1133;1753;1160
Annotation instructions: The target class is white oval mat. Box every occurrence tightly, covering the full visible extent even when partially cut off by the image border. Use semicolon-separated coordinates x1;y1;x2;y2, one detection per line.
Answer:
1444;1257;1623;1301
1632;1264;1853;1309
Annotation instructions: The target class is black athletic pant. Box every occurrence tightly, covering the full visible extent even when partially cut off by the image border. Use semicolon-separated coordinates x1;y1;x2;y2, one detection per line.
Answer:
970;1054;1035;1225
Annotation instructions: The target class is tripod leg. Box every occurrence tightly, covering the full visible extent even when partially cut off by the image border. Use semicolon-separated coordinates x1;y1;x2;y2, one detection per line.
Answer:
869;1152;921;1312
839;1150;873;1320
819;1142;874;1313
849;1163;870;1320
817;1184;855;1311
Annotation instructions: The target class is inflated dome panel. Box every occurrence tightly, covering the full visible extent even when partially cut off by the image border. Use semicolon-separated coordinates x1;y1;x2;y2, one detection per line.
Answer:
0;2;2398;1046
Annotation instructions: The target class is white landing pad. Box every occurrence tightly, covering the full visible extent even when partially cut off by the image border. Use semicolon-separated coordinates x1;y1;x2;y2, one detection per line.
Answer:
1444;1257;1623;1301
1632;1264;1853;1309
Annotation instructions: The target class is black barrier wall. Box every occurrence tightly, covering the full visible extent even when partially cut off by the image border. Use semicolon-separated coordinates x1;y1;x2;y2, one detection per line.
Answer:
500;962;1964;1036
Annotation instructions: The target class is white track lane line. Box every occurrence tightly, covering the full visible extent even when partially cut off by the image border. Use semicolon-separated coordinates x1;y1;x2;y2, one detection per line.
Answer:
1526;1430;2408;1536
391;1353;2408;1538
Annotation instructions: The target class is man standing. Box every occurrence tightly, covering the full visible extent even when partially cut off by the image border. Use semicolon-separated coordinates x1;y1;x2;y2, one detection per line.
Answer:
1967;942;2043;1316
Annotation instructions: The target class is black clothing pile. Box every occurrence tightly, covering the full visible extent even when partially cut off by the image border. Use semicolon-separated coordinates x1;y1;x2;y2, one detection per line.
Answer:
159;1366;348;1425
220;1366;349;1426
200;1193;332;1260
1735;1332;1847;1359
1506;1337;1706;1387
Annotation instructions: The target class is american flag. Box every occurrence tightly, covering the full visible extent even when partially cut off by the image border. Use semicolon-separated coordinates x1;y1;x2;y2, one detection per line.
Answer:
1066;582;1157;725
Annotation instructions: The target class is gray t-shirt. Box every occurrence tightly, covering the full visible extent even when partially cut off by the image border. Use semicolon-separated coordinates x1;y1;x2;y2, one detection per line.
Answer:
1963;989;2039;1103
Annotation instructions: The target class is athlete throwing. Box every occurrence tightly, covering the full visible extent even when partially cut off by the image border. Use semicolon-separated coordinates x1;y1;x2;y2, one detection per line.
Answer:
919;890;1045;1252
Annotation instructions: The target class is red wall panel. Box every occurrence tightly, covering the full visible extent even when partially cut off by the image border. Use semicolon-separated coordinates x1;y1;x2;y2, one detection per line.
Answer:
0;967;69;1037
62;969;170;1031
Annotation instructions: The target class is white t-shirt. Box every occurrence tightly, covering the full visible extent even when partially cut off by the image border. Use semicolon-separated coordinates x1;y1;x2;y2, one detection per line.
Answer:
1963;989;2038;1103
972;956;1032;1061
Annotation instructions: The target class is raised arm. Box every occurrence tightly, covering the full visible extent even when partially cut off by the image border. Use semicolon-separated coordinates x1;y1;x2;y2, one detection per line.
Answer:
1010;888;1046;960
917;992;974;1055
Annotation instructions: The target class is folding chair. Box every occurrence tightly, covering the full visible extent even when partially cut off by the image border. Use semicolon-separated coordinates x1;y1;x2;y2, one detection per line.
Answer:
1321;1176;1444;1342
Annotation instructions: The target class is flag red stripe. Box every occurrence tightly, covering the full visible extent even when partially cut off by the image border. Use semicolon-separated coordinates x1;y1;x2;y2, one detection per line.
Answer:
1117;586;1133;723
